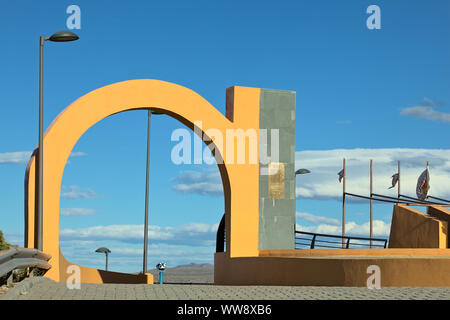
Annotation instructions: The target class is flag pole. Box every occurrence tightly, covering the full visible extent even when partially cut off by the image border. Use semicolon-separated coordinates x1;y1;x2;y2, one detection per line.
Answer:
398;160;401;200
342;158;346;248
370;159;373;248
427;161;430;199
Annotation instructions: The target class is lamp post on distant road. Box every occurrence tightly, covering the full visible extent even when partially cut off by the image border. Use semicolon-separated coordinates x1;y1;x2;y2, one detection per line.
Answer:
37;31;79;251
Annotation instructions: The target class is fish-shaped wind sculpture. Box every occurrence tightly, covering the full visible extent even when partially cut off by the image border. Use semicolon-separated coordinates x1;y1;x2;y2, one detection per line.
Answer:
416;166;430;201
388;173;399;189
338;169;344;183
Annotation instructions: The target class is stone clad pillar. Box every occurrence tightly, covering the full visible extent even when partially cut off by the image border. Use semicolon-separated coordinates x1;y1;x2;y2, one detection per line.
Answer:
258;89;296;250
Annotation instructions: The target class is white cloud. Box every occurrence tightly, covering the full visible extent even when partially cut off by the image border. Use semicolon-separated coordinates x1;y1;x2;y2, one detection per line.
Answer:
61;185;98;199
108;245;213;258
60;208;98;216
418;97;445;108
171;168;223;196
296;212;340;226
172;182;223;196
401;106;450;123
296;219;391;237
295;148;450;201
59;222;219;246
0;151;32;164
401;98;449;123
0;150;86;164
70;152;87;157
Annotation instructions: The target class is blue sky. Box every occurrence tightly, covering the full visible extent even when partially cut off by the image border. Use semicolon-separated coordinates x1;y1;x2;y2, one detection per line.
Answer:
0;0;449;272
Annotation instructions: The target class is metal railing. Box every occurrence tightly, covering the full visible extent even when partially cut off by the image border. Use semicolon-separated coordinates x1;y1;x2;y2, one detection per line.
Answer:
343;192;450;207
0;248;52;284
295;230;388;249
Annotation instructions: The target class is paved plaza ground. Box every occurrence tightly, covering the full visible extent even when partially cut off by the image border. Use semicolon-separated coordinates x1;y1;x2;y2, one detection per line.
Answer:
1;277;450;300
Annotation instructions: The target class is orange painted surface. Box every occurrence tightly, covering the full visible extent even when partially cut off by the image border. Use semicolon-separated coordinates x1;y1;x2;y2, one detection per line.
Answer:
259;248;450;257
58;250;153;284
25;80;261;283
215;250;450;286
24;151;37;249
428;206;450;248
389;204;448;248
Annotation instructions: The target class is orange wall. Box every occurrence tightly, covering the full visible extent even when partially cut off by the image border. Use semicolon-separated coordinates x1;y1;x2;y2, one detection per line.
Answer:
215;249;450;287
428;206;450;248
389;204;448;248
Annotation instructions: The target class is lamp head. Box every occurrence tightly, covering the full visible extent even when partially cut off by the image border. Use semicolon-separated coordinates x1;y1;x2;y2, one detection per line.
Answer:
48;30;79;42
95;247;111;254
295;169;311;175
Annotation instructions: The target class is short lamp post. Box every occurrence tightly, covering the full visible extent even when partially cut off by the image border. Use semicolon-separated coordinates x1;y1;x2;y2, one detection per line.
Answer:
37;30;79;251
95;247;111;271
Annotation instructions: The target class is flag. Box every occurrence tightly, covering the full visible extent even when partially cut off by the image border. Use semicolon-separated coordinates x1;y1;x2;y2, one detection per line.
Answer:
416;167;430;201
388;173;399;189
338;169;344;183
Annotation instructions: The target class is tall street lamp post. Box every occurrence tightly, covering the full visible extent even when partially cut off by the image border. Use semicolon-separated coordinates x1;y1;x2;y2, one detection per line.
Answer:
37;31;79;250
143;111;162;274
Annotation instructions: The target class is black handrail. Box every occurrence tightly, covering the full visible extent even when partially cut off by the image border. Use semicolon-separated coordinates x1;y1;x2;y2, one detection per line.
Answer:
398;194;434;204
343;192;450;206
345;192;421;205
400;194;450;205
372;193;433;205
295;230;388;249
345;192;404;204
427;195;450;204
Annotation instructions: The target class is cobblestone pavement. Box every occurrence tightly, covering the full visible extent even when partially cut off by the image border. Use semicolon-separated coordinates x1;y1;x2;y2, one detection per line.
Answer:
2;278;449;300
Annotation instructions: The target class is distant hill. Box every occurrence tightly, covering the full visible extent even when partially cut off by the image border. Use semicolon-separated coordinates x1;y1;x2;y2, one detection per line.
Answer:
147;263;214;284
172;263;212;269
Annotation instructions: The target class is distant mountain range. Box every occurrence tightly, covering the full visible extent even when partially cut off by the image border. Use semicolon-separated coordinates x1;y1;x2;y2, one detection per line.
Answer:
171;263;213;269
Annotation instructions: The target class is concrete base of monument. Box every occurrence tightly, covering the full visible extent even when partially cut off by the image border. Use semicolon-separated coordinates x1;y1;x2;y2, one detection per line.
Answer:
214;249;450;287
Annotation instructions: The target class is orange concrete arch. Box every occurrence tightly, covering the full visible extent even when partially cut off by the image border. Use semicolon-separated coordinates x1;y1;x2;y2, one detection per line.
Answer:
25;79;261;283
